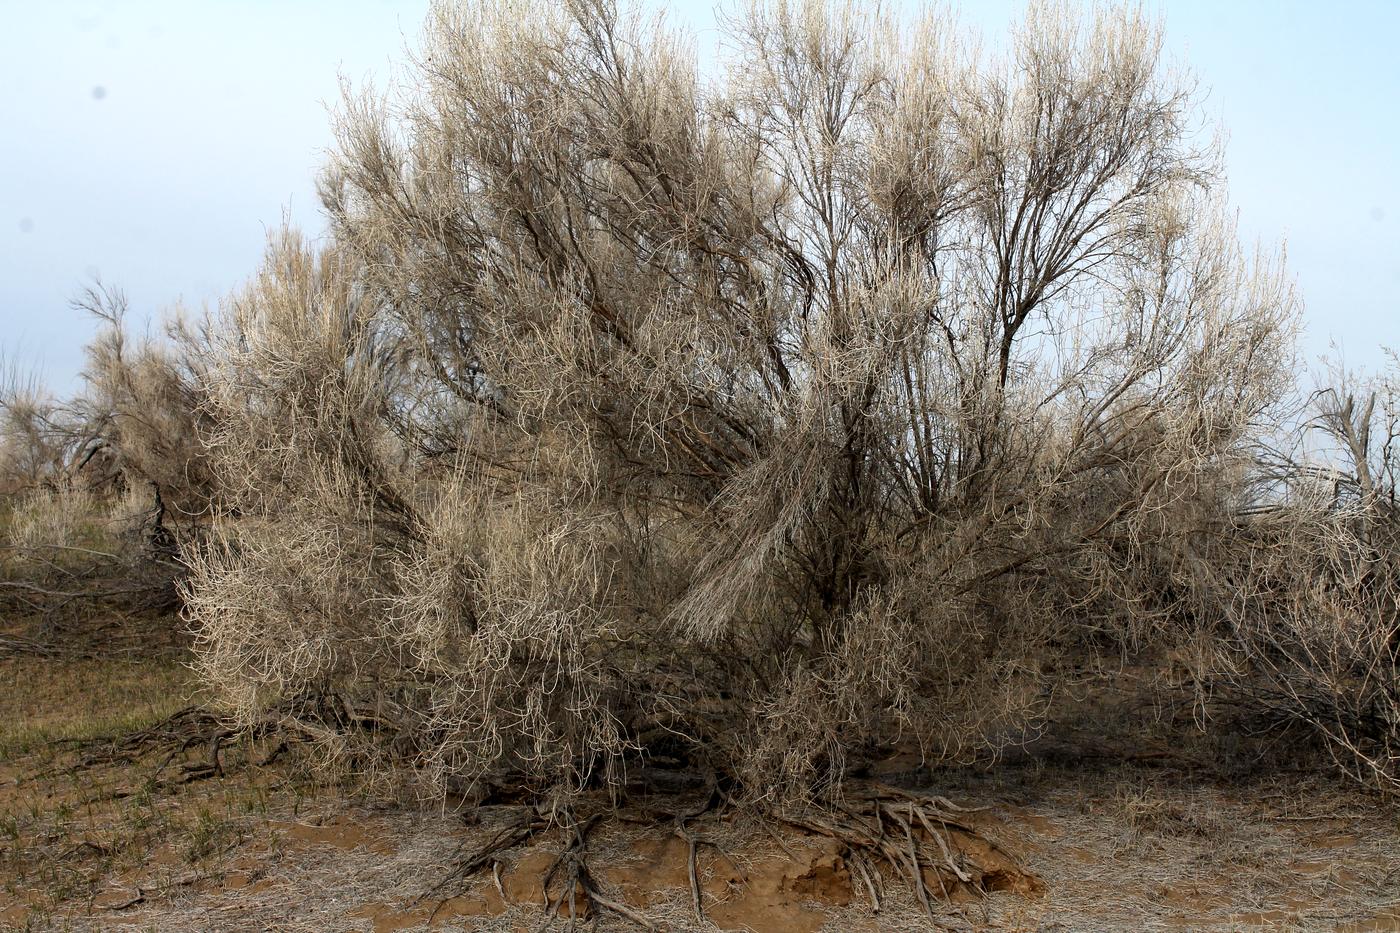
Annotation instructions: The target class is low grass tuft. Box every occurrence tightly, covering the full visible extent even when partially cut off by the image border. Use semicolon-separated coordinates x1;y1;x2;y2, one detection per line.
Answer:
0;656;195;761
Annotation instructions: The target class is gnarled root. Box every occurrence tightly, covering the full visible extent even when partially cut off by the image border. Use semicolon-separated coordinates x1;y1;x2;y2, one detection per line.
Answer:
420;802;660;931
781;784;1039;914
418;782;1035;928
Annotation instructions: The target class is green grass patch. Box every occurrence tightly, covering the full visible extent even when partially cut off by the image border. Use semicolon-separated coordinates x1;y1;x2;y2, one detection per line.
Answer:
0;656;196;760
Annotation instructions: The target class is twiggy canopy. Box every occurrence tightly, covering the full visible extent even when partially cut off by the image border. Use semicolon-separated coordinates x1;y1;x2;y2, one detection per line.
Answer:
184;0;1296;802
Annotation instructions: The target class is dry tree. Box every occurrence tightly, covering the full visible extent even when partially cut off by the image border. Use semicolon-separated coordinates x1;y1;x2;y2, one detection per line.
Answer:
183;0;1299;914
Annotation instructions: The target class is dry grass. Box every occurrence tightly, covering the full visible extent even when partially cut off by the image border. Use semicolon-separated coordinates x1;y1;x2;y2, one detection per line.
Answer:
954;764;1400;932
0;645;331;931
2;491;102;555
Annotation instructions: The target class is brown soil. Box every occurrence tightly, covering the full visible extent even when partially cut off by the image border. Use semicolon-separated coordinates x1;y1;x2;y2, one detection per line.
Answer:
4;742;1399;931
2;651;1399;931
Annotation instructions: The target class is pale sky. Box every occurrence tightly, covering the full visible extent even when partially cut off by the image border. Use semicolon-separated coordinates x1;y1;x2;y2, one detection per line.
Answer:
2;1;1398;392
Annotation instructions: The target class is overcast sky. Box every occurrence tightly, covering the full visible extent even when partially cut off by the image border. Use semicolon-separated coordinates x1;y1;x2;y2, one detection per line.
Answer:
3;1;1398;392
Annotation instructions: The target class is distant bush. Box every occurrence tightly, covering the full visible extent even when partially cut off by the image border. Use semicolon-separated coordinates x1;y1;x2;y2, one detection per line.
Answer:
1214;365;1400;792
0;364;83;496
72;283;216;535
0;286;209;627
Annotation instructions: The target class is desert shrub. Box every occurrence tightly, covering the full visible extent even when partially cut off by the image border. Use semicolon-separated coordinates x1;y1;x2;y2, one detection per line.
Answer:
185;0;1297;805
0;282;214;532
0;286;213;632
72;283;217;535
0;370;71;496
184;233;422;762
1217;363;1400;792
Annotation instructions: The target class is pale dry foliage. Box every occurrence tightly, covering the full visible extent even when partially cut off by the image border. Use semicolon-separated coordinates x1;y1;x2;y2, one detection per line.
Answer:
5;486;102;552
182;0;1305;805
1215;362;1400;793
0;282;215;529
0;367;70;494
72;283;217;532
0;287;211;626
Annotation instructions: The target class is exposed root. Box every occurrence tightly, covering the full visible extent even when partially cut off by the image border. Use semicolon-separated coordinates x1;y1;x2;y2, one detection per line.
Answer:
781;783;1037;914
539;810;602;929
416;782;1032;928
418;805;549;910
584;888;659;931
673;818;702;921
24;705;289;790
419;803;665;931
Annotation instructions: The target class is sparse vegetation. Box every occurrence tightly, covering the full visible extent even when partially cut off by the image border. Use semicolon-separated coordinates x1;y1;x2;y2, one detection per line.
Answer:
0;657;192;759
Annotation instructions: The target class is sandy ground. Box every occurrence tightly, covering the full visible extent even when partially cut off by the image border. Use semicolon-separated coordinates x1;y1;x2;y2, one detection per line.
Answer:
4;741;1399;932
2;647;1399;932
